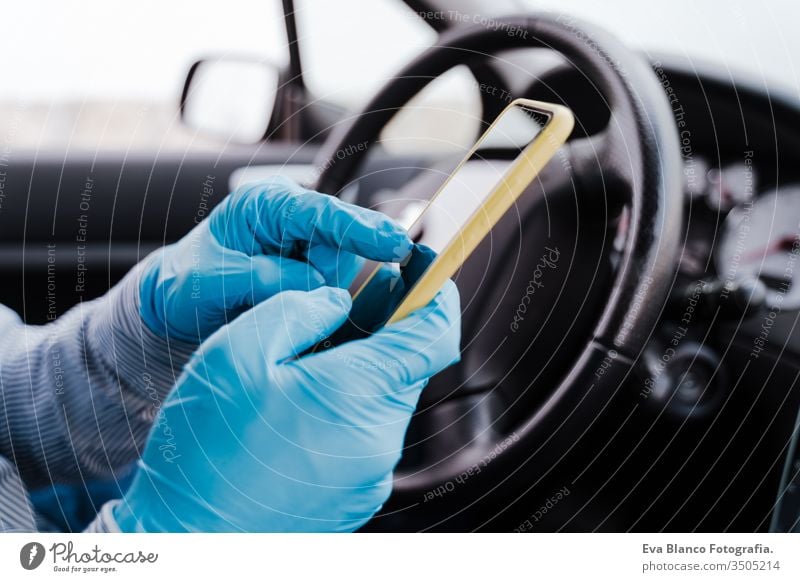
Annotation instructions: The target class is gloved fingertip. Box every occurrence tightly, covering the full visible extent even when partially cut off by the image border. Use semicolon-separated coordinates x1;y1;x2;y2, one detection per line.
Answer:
280;258;326;288
393;238;414;263
328;286;353;313
308;266;327;288
315;276;328;290
310;285;352;314
378;222;413;262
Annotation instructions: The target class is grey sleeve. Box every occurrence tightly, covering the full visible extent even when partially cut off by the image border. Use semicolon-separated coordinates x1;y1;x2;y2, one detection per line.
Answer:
0;262;197;491
0;455;36;532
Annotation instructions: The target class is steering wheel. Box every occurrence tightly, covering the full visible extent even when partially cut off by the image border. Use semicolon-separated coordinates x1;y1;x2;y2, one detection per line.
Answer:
313;14;682;530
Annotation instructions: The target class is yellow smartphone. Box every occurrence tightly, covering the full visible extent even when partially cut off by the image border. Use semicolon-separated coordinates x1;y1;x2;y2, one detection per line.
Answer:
322;99;574;348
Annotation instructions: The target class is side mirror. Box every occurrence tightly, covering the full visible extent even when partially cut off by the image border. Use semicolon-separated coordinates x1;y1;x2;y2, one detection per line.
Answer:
180;57;281;144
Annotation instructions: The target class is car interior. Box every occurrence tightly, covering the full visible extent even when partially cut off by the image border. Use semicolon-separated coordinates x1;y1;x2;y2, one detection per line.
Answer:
1;0;799;532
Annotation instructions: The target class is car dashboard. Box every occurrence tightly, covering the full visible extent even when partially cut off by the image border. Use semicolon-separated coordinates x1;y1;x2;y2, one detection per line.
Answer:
531;55;800;532
359;54;800;531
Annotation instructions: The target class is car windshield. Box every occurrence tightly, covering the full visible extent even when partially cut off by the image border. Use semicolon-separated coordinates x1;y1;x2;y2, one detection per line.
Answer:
2;0;797;153
0;0;287;151
520;0;799;92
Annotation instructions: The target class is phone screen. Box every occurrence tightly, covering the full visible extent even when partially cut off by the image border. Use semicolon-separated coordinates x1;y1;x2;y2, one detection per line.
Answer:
321;104;552;349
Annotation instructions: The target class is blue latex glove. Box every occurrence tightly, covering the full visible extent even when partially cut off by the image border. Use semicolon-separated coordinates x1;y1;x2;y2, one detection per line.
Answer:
139;175;413;342
113;282;461;532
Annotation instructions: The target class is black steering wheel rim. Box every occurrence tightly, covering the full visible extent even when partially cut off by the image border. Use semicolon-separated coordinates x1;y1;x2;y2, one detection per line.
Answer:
313;14;683;506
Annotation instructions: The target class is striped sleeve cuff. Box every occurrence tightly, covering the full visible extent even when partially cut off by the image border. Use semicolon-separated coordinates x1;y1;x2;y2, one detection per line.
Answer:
88;261;199;402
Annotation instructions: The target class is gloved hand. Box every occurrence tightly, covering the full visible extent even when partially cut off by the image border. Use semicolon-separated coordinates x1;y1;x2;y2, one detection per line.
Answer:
139;175;412;342
113;282;461;532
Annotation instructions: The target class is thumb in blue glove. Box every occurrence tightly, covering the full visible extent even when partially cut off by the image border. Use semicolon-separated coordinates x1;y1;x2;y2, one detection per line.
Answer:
113;282;461;532
138;175;412;343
